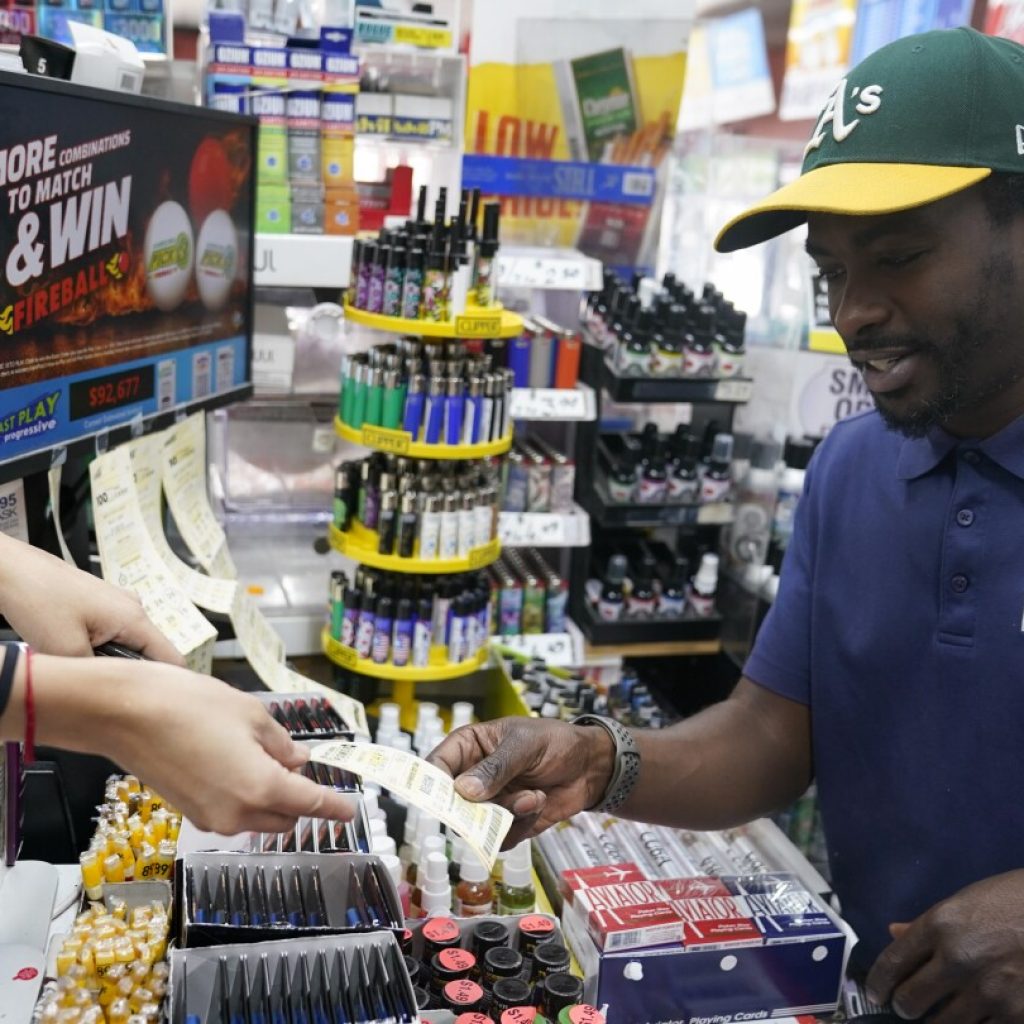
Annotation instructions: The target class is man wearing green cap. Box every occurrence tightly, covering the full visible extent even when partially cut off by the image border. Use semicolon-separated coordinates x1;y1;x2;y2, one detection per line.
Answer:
431;27;1024;1019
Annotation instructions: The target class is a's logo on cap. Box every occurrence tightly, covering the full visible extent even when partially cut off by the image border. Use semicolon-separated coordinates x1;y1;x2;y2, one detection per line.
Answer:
804;78;884;158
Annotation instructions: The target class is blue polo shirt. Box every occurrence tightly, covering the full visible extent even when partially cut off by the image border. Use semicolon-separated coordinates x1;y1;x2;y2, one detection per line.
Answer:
745;408;1024;971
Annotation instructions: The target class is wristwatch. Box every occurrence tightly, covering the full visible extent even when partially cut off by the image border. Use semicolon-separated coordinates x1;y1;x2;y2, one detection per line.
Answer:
572;714;641;813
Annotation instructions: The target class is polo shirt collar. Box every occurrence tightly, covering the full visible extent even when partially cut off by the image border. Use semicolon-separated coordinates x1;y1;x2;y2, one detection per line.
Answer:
896;411;1024;481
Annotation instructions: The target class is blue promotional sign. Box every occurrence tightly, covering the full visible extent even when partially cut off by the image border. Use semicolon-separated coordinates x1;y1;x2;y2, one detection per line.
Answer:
461;154;656;206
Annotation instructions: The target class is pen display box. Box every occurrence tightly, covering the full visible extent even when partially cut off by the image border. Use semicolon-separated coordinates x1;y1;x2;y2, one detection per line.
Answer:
255;690;356;742
179;852;403;947
169;931;416;1024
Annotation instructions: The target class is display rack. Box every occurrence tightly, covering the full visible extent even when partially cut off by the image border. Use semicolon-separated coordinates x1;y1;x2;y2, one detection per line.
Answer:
328;522;500;574
322;630;489;681
334;417;513;460
343;301;524;339
571;339;750;648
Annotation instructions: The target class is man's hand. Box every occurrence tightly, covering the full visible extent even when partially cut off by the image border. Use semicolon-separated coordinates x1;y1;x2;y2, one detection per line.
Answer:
426;717;614;847
0;535;182;663
867;870;1024;1022
103;662;354;835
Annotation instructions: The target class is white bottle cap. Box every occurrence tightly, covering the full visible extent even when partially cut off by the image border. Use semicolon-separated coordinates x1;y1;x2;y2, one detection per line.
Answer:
459;849;489;885
450;701;474;731
502;840;533;889
420;852;452;915
417;702;439;726
362;791;384;822
695;553;720;591
379;703;401;730
380;853;403;888
371;834;397;858
369;818;388;839
449;834;465;867
392;733;413;753
415;834;446;886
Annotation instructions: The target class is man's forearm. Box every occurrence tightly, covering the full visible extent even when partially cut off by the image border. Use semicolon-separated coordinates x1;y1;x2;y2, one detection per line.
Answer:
615;678;812;830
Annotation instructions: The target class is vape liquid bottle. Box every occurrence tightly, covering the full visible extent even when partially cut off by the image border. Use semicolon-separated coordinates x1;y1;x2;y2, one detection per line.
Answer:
496;841;535;914
650;304;686;376
453;850;494;916
608;453;638;503
701;433;734;503
667;434;701;503
627;574;656;618
684;305;718;378
637;456;668;504
714;310;746;378
597;555;627;621
658;557;689;617
615;330;651;377
688;553;719;617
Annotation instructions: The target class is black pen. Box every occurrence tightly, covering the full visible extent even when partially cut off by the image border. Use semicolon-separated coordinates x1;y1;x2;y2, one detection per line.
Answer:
194;866;210;924
268;954;288;1024
362;862;385;927
252;866;269;927
232;866;250;927
214;864;230;925
309;865;328;927
269;867;287;926
346;868;369;927
287;865;307;927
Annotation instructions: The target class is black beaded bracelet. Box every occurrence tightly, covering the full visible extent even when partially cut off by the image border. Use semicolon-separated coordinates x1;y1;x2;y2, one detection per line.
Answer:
572;713;642;813
0;642;24;719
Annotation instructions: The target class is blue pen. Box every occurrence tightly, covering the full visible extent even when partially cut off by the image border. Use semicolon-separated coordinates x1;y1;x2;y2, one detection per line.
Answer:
269;867;287;925
402;374;426;440
289;865;307;927
424;376;445;444
251;867;269;926
445;377;465;445
213;865;229;924
194;867;211;923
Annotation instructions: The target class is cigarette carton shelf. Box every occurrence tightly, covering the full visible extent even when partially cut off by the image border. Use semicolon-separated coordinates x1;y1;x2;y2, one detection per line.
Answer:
254;234;354;290
580;340;754;404
581;481;734;529
343;301;524;339
334;416;514;460
328;522;501;574
321;630;490;681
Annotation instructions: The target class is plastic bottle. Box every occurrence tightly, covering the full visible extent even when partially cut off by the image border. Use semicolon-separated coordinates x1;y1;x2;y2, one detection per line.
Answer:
419;852;453;917
454;850;495;917
410;833;447;914
380;853;410;918
700;434;733;504
725;438;782;575
497;841;536;914
658;556;689;618
596;555;628;621
688;553;719;617
772;438;814;550
450;701;474;731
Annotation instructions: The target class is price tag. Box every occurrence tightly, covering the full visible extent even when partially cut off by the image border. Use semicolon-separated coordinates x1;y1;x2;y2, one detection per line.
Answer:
509;388;591;421
713;379;754;402
697;502;735;526
361;425;411;454
496;256;588;290
499;512;569;547
492;632;577;666
454;311;503;338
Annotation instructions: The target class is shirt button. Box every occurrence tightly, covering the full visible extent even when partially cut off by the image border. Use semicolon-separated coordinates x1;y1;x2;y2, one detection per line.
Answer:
962;450;981;465
956;509;975;527
951;574;970;593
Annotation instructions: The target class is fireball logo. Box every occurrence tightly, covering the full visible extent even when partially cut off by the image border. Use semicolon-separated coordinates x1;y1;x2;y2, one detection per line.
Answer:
0;306;12;335
106;250;130;281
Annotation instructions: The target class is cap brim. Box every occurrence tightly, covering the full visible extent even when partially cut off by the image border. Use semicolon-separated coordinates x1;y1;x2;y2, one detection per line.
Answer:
713;162;992;253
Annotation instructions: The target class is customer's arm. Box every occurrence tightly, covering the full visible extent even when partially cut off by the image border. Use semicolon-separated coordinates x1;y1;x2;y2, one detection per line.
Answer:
0;649;353;835
427;678;811;846
0;533;183;663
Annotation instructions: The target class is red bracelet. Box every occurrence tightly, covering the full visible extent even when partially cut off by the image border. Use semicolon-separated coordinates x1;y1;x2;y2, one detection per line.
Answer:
23;646;35;765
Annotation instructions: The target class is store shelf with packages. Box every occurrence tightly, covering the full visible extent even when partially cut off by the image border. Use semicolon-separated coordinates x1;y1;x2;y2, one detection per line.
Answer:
253;234;354;290
495;246;603;292
508;383;596;422
334;416;513;460
580;339;754;404
343;301;524;339
328;522;500;574
321;629;489;681
571;593;723;648
497;504;591;548
580;481;733;529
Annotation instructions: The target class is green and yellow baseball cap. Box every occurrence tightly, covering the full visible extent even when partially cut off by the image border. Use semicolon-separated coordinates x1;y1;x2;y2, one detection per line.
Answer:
714;28;1024;253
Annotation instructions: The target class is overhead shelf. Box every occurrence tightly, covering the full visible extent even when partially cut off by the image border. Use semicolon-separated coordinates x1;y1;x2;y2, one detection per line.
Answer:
584;637;723;660
580;482;734;529
254;234;354;290
322;630;489;680
328;522;501;574
344;301;524;339
335;416;513;460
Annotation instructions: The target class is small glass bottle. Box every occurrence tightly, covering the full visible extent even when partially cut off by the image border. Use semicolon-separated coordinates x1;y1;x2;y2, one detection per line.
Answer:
454;851;494;917
596;554;627;621
497;841;535;914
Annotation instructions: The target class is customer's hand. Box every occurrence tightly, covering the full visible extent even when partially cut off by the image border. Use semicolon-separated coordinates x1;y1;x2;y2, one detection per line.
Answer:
102;662;354;835
0;535;183;663
427;717;614;846
867;869;1024;1021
